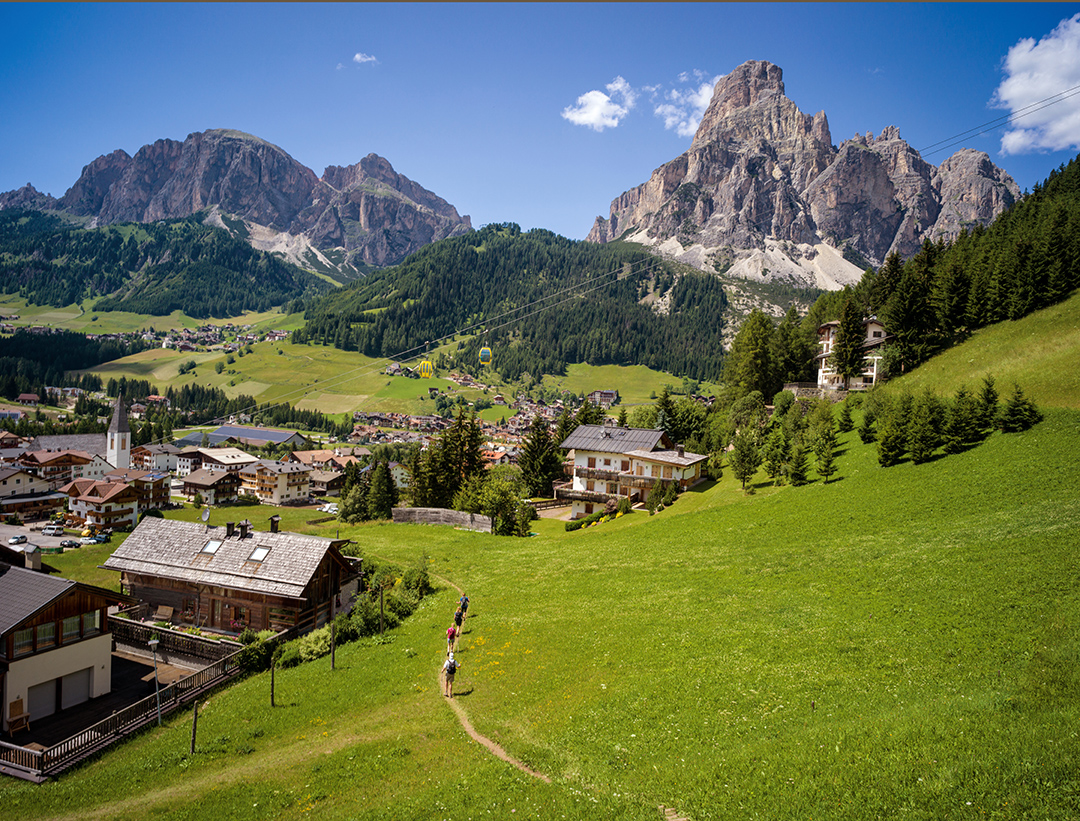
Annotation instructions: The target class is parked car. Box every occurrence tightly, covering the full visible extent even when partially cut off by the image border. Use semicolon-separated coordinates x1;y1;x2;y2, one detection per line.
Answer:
79;536;97;545
8;534;27;545
60;539;79;548
42;524;65;536
92;533;110;543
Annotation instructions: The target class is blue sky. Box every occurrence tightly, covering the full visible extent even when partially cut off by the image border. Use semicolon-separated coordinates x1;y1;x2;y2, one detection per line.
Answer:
2;3;1079;240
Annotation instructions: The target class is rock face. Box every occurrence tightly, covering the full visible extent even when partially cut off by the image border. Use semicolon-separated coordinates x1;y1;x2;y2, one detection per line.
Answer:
2;129;472;269
0;183;57;211
588;61;1020;288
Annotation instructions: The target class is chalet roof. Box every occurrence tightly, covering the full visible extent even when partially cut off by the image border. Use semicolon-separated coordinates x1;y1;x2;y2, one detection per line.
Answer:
105;468;169;484
64;480;135;504
309;469;343;483
198;447;259;466
559;425;671;454
240;459;311;476
0;562;73;635
26;434;107;457
183;468;240;488
103;518;351;601
624;448;709;467
20;449;93;466
133;443;183;455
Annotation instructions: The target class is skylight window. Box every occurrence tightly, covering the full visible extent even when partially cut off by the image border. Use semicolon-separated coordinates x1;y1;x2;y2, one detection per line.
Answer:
202;539;223;554
248;545;270;562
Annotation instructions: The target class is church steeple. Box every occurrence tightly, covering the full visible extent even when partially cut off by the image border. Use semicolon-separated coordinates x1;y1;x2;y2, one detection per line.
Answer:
107;395;131;469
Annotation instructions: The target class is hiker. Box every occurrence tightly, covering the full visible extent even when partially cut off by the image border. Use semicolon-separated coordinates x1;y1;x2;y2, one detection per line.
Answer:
453;607;464;641
460;593;470;620
446;623;457;655
443;653;460;698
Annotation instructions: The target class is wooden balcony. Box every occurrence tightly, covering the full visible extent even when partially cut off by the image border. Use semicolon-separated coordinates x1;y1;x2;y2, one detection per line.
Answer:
575;467;622;481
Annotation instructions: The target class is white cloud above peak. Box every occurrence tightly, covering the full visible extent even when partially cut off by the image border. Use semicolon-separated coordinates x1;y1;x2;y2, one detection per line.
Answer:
654;74;719;138
994;13;1080;155
561;75;637;131
353;52;378;65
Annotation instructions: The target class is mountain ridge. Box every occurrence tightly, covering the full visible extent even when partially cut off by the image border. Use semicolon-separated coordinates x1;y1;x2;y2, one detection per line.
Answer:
588;60;1020;289
0;129;473;272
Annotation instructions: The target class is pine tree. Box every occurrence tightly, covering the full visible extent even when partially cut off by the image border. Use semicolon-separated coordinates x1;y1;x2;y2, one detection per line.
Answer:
519;415;564;498
616;406;628;428
943;384;979;454
837;399;854;433
554;408;576;451
908;389;944;464
729;428;762;492
762;424;789;486
367;461;398;520
339;480;369;524
999;383;1042;433
857;408;876;443
977;374;999;433
814;425;837;483
877;407;907;467
724;309;776;399
832;297;866;388
787;443;809;486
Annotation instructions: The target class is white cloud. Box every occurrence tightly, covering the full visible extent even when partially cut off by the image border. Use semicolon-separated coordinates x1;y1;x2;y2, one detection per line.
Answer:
561;75;636;131
336;63;345;71
353;52;378;65
653;77;719;138
993;13;1080;154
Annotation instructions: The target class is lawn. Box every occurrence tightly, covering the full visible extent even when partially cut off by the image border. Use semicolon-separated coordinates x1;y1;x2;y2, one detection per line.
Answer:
7;406;1078;819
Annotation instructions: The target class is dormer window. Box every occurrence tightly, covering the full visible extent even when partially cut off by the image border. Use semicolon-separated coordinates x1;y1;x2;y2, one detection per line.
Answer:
202;539;223;554
248;545;270;562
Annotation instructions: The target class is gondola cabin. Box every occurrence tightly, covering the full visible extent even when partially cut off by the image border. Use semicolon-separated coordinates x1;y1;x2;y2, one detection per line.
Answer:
478;347;492;366
418;361;434;378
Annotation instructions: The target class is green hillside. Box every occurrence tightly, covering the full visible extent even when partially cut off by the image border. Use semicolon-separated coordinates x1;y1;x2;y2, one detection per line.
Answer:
0;209;328;319
5;404;1077;819
887;287;1080;409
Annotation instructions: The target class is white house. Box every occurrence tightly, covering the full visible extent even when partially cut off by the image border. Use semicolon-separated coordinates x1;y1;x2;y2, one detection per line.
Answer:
556;425;708;520
816;317;889;391
239;460;312;505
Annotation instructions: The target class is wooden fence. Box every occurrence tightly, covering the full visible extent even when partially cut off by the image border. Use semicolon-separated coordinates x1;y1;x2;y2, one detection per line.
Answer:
391;507;492;532
0;647;245;783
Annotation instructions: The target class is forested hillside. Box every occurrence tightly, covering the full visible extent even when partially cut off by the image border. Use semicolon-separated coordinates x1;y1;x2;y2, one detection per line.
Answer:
815;154;1080;375
0;210;328;317
297;224;729;381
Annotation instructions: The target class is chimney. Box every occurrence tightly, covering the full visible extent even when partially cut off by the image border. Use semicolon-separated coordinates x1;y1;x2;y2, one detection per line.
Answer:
238;521;249;539
677;445;684;457
24;546;41;572
226;522;235;538
269;515;280;534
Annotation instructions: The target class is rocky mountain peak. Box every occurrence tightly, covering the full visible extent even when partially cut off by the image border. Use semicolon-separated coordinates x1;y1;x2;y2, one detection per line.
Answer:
1;130;472;271
589;61;1019;289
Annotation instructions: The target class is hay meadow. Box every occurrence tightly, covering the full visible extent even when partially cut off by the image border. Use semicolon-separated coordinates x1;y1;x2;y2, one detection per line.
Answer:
3;399;1078;819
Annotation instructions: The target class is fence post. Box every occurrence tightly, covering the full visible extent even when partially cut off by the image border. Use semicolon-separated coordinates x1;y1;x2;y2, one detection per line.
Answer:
380;586;384;635
270;658;275;707
190;700;198;755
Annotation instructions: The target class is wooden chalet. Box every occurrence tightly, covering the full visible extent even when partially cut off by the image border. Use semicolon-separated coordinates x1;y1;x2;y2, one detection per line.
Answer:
1;562;135;732
103;518;359;635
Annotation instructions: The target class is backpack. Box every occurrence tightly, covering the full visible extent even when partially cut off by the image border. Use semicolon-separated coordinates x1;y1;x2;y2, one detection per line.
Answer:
446;660;457;674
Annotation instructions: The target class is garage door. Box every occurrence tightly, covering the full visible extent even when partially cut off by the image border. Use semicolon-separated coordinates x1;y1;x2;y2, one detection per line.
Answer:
27;679;57;721
61;667;92;710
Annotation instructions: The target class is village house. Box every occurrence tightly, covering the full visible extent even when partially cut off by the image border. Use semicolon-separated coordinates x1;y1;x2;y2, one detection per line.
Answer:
239;460;312;505
103;468;170;514
0;562;135;733
181;468;240;505
815;317;889;391
587;389;620;409
556;425;709;519
130;443;183;473
0;468;65;521
103;517;358;634
16;450;112;491
17;393;39;407
197;447;260;474
175;446;204;478
308;469;345;497
59;479;141;530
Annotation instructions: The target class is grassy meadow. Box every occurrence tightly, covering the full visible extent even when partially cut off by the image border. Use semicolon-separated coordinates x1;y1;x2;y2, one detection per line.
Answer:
5;403;1078;819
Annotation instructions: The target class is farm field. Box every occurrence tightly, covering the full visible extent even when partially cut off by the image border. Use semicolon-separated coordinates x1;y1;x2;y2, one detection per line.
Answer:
80;340;698;419
7;405;1079;820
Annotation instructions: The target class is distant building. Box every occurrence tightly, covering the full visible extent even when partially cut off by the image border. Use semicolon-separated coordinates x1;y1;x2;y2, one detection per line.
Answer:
239;460;312;505
181;468;240;505
106;397;131;470
587;390;620;409
556;425;708;519
815;317;889;391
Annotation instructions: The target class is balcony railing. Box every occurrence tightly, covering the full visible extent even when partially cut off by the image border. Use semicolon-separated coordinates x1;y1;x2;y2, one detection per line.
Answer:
554;483;622;504
574;467;622;481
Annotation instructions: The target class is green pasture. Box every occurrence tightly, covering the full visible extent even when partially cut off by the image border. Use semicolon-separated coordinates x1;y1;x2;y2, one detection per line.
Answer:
9;405;1079;819
889;289;1080;410
0;293;302;335
539;362;719;410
